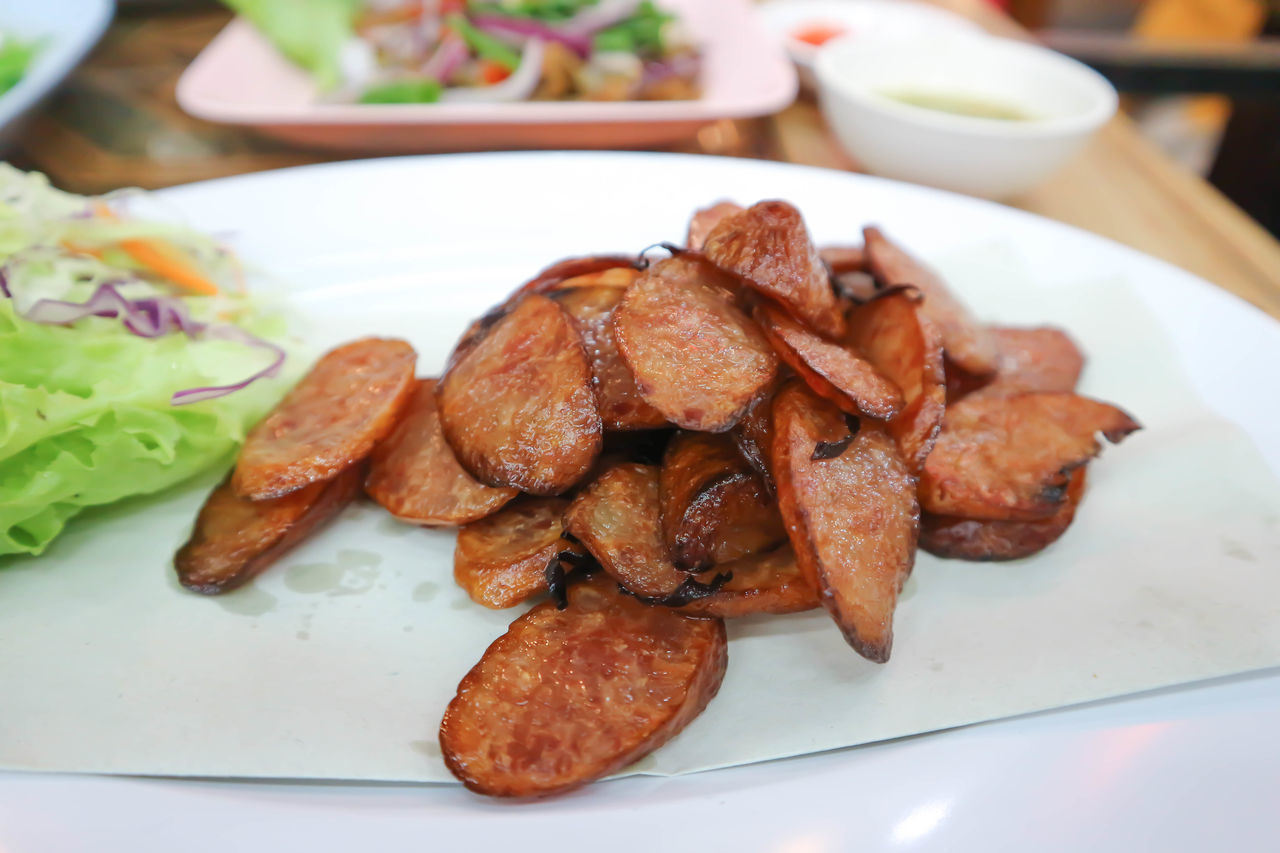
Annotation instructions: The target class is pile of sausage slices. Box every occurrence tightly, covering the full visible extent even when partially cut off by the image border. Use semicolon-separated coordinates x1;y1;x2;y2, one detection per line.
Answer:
174;200;1140;798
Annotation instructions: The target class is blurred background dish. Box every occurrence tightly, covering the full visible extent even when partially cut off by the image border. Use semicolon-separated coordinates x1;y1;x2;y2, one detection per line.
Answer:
815;31;1118;199
176;0;796;152
0;0;113;149
756;0;981;89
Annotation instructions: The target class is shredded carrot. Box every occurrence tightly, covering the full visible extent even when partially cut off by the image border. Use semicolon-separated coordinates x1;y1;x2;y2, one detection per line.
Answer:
91;203;220;296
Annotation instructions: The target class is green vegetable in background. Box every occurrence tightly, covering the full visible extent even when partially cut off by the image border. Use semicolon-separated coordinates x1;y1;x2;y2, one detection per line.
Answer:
0;34;40;95
222;0;360;90
468;0;596;21
360;78;442;104
592;2;672;57
446;13;522;71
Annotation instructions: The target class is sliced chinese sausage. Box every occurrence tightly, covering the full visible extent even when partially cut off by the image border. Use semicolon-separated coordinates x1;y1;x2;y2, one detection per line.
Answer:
566;461;721;598
453;497;579;609
770;382;919;662
730;382;779;491
438;294;603;495
175;466;362;594
844;287;946;473
553;266;641;291
919;392;1140;521
233;338;416;500
659;431;785;570
440;574;728;798
922;470;1087;561
863;226;999;377
366;379;518;526
755;301;904;421
613;254;777;433
686;200;744;251
703;200;846;339
512;255;640;300
819;245;868;275
676;546;820;618
974;326;1085;398
552;285;668;431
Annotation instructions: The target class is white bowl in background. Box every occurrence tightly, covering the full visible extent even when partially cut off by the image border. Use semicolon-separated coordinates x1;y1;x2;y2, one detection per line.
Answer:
815;33;1118;199
757;0;980;90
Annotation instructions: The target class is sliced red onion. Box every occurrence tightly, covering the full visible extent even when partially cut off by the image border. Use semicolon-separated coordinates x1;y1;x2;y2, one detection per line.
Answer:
440;38;545;103
170;325;286;406
7;278;284;406
471;14;591;56
641;52;701;86
421;33;468;82
0;268;10;299
557;0;644;39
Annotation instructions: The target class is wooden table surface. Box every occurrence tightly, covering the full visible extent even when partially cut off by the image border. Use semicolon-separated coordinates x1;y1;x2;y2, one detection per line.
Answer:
9;0;1280;320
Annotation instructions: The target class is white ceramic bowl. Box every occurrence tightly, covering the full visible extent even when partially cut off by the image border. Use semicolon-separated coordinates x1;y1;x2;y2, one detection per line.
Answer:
815;33;1118;199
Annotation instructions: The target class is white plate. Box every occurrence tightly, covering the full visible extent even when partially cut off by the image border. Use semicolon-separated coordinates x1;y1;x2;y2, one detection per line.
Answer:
756;0;981;89
0;0;113;147
2;153;1279;851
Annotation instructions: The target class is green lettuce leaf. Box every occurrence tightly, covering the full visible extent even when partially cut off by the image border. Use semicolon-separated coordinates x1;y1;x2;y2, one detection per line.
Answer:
223;0;361;90
0;301;289;557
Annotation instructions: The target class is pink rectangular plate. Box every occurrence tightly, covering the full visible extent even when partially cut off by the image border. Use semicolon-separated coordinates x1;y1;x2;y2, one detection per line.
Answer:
176;0;797;152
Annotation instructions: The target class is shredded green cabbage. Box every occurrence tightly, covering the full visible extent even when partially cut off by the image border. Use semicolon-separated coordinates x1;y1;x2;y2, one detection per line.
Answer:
0;166;290;558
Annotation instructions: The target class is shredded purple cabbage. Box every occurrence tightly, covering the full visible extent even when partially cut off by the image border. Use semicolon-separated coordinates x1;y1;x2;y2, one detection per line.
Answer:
3;275;284;406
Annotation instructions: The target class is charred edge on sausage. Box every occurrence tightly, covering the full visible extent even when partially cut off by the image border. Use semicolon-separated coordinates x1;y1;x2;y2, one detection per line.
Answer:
810;415;862;461
619;572;734;607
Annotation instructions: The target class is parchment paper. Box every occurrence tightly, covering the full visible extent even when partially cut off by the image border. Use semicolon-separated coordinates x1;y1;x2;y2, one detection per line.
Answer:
2;246;1278;782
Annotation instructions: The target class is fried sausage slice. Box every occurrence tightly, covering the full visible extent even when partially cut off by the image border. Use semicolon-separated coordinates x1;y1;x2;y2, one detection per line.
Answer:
454;497;578;609
844;287;946;473
553;285;668;431
512;255;641;300
366;379;518;526
440;574;728;798
819;245;868;275
863;226;998;377
771;382;919;662
756;302;904;421
922;470;1086;561
730;382;779;491
613;255;777;433
686;201;744;251
438;294;603;495
703;201;846;339
919;392;1140;521
175;466;362;594
676;546;819;618
659;431;786;570
972;326;1085;399
565;462;710;598
233;338;416;499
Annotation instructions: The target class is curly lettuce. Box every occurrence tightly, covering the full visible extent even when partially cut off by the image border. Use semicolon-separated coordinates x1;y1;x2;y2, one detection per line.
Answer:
0;166;290;558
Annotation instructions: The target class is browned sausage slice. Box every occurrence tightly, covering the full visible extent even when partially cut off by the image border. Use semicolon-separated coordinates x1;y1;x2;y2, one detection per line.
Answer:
703;201;846;339
233;338;416;499
613;255;777;433
659;431;785;570
730;382;780;491
771;382;919;662
438;294;603;496
366;379;518;526
972;326;1085;399
819;245;868;275
453;497;578;609
565;461;712;598
921;470;1087;561
863;226;999;377
553;285;668;431
686;201;744;251
920;392;1140;521
676;546;819;618
511;255;641;301
175;466;362;594
756;302;905;421
439;574;728;798
844;287;946;473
